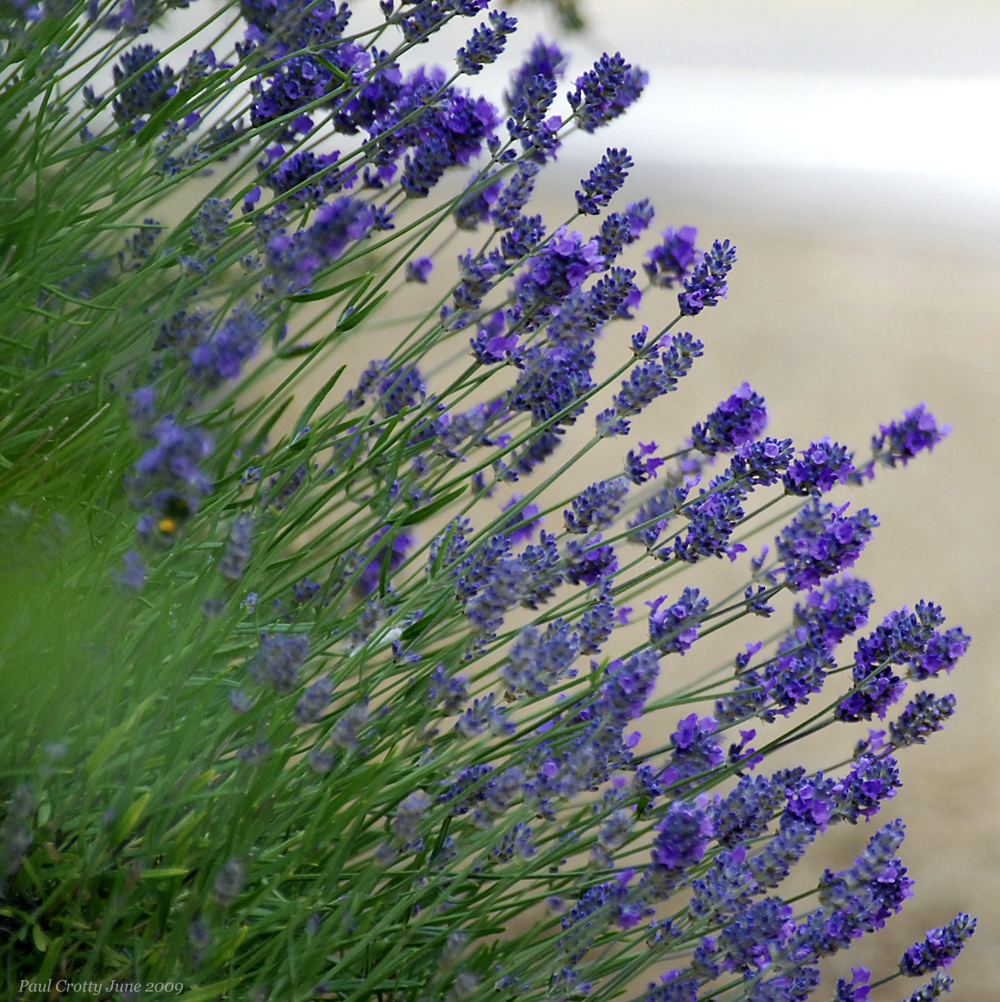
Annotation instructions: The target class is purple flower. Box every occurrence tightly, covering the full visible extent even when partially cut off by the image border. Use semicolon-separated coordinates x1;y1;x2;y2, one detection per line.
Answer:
869;403;949;471
678;238;737;314
691;382;767;457
668;484;747;564
239;0;351;52
710;773;785;849
112;45;176;126
376;364;425;417
491;822;534;862
624;441;664;484
188;305;266;390
471;330;518;365
429;517;473;579
505;38;566;112
246;632;309;693
454;174;503;229
836;601;963;722
748;967;820;1002
647;589;709;655
116;551;146;590
598;650;660;726
663;712;724;790
330;701;369;750
831;754;901;822
784;438;855;496
426;665;469;714
689;846;757;923
354;527;414;597
456;10;517;75
887;692;956;748
834;967;871;1002
575;147;633;215
644;798;714;897
501;619;579;696
789;820;913;961
613;344;697;416
394;83;500;195
294;677;333;725
564;477;628;534
128;386;156;425
628;482;688;548
462;553;529;638
899;914;976;977
576;580;616;655
910;626;971;679
455;692;514;738
902;972;955;1002
518;225;604;305
747;818;816;889
500;212;546;261
644;971;698;1002
725;437;795;487
129;417;214;545
546;267;640;349
450;247;503;312
499;495;541;544
776;499;878;591
796;576;874;649
644;225;698;288
390;790;430;843
266;197;374;293
568;52;647;134
219;513;254;581
599;198;655;262
563;535;618;586
405;255;434;283
263;149;343;206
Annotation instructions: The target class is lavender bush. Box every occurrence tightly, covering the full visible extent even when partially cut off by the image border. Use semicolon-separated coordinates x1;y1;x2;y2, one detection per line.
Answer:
0;1;976;1000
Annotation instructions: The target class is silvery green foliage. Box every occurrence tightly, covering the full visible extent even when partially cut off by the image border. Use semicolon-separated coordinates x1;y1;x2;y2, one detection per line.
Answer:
0;0;973;998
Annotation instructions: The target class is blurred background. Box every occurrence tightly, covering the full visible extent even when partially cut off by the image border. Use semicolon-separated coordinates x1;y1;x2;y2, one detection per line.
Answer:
158;0;1000;995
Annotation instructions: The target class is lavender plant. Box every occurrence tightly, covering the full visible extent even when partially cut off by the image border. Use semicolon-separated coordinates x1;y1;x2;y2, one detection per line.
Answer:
0;1;976;1000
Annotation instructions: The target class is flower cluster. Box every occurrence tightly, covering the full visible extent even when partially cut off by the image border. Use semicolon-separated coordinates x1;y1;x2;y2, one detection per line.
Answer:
0;0;974;998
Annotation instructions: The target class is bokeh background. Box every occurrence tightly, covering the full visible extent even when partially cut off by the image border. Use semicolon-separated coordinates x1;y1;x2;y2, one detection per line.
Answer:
152;0;1000;995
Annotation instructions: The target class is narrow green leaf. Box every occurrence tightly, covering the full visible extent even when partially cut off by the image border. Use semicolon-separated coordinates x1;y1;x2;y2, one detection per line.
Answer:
336;290;388;332
286;273;371;304
294;364;346;436
398;485;467;527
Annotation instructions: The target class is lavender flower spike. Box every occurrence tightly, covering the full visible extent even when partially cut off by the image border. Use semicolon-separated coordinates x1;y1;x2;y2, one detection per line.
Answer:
870;403;950;471
575;148;633;215
678;238;737;315
899;914;977;977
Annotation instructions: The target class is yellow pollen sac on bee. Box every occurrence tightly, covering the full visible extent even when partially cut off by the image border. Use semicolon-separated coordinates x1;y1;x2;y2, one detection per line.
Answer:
157;517;179;534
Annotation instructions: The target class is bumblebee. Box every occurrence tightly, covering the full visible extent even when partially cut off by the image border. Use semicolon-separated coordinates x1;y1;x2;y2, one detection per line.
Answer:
155;495;192;537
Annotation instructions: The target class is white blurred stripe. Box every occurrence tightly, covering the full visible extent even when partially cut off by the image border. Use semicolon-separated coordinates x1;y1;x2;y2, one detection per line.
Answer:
596;69;1000;190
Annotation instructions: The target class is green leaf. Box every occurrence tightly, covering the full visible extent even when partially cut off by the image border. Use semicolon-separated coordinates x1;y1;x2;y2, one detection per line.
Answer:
286;273;371;304
294;365;346;436
31;923;49;952
85;694;155;778
336;290;388;332
178;980;243;1002
36;935;63;981
313;53;350;81
398;485;466;527
113;792;150;842
141;867;190;881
